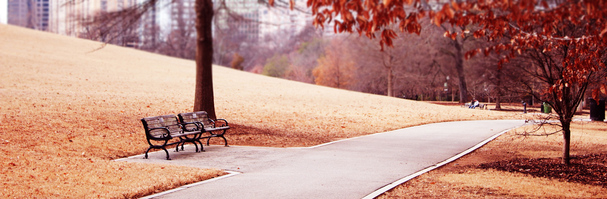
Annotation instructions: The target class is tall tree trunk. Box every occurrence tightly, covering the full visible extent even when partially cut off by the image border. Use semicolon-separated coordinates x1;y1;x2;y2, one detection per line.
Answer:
387;66;393;97
453;40;468;103
194;0;216;119
561;119;571;165
558;82;588;165
496;92;502;109
384;55;394;97
495;68;502;110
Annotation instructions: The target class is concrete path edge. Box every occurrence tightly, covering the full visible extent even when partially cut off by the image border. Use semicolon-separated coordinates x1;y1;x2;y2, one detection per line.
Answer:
139;171;242;199
362;125;520;199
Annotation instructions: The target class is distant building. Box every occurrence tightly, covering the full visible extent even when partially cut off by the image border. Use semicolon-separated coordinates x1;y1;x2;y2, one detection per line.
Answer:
47;0;137;41
5;0;311;47
212;0;312;42
140;0;161;48
212;0;262;42
169;0;196;32
48;0;84;36
258;1;311;38
7;0;49;31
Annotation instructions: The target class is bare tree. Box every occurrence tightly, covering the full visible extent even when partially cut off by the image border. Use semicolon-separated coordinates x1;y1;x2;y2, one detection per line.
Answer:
506;21;607;164
156;0;197;59
77;0;155;47
431;24;479;103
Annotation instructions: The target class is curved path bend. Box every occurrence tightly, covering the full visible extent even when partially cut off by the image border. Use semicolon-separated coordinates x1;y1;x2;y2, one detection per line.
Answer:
119;120;525;199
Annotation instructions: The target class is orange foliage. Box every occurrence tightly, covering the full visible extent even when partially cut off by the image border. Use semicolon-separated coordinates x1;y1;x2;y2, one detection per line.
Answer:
312;40;356;89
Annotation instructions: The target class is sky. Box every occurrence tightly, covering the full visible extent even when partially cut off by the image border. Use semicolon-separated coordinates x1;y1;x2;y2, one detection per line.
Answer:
0;0;7;24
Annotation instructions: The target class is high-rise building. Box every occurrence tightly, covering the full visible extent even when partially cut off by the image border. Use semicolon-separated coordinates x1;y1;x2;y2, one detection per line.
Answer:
258;2;311;38
47;0;137;40
34;0;50;30
7;0;50;30
213;0;262;42
6;0;310;48
167;0;195;37
140;1;160;48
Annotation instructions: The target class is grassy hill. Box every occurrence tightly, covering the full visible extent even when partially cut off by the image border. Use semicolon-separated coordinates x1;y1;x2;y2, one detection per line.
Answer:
0;24;523;198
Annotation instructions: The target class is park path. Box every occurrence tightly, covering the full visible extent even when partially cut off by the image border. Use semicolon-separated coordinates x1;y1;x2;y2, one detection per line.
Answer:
119;120;525;199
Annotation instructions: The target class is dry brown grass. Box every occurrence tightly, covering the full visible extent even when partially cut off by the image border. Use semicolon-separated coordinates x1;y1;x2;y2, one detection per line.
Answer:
0;25;226;198
380;121;607;198
0;24;598;198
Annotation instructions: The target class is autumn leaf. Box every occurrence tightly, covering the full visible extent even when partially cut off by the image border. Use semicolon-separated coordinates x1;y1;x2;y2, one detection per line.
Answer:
433;12;444;26
383;0;392;6
451;1;461;11
450;32;457;40
344;11;354;21
592;88;600;101
443;31;450;38
442;4;455;19
601;25;607;37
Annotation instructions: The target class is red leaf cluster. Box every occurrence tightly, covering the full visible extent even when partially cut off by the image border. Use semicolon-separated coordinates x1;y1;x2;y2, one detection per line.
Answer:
307;0;424;49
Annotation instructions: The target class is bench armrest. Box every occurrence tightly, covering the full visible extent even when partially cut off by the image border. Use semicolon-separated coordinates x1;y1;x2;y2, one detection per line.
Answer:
181;122;202;131
213;119;229;127
146;127;171;139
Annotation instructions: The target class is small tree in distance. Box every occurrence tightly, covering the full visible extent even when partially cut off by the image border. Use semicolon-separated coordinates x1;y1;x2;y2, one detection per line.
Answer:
231;53;245;70
312;39;357;89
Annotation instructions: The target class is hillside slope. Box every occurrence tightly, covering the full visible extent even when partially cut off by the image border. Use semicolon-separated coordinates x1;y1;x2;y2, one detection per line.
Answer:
0;24;521;197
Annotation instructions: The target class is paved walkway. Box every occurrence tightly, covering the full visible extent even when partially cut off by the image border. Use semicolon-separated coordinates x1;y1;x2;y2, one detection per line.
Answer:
118;120;525;199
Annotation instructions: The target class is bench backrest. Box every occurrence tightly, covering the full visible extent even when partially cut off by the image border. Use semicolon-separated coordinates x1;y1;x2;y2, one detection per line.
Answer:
141;115;183;139
178;111;213;130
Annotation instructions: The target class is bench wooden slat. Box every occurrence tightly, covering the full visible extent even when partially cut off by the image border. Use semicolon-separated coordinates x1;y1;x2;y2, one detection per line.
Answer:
179;111;213;129
142;115;183;140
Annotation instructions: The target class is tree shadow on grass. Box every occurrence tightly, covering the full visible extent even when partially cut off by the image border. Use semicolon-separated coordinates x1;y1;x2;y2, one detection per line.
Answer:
478;154;607;188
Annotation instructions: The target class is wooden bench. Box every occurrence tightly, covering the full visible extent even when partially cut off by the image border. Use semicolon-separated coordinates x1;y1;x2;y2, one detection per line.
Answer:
140;111;230;160
178;111;230;147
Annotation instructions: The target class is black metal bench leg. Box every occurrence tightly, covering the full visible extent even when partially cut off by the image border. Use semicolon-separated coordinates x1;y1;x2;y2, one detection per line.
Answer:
193;134;202;152
144;147;152;159
197;140;205;152
221;136;229;147
163;148;171;160
206;136;229;147
192;141;200;152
